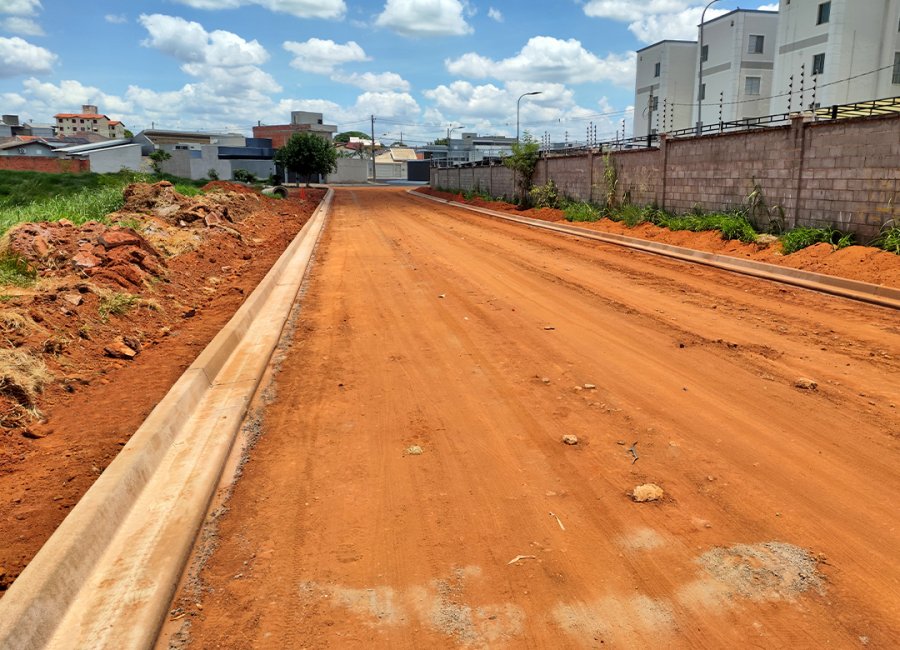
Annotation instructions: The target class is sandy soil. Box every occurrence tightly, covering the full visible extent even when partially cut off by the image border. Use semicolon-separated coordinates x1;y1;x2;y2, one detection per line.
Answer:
167;187;899;649
419;188;900;289
0;184;324;591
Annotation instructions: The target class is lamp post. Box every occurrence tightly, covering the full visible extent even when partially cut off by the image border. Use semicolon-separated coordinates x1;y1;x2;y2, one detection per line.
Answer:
517;91;542;143
696;0;721;136
446;124;464;165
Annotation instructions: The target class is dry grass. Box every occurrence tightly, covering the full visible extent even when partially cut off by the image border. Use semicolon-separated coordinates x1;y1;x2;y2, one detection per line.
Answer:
0;309;32;334
0;347;52;406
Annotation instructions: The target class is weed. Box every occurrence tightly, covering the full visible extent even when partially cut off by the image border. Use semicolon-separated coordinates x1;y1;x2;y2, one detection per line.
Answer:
530;180;561;209
870;221;900;255
0;255;37;287
603;153;618;210
116;217;143;230
780;226;854;254
98;291;139;320
0;348;51;407
563;202;601;222
174;184;204;197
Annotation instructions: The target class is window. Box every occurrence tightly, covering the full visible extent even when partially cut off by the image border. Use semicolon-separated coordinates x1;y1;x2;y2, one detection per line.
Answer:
812;53;825;75
700;45;709;62
893;52;900;84
650;96;659;110
745;76;761;95
654;62;660;77
817;2;830;25
748;35;764;54
700;83;706;100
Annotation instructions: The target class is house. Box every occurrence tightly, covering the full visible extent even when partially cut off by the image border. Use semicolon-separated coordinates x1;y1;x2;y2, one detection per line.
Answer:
1;115;55;141
54;105;126;139
133;129;275;181
253;111;337;148
0;139;61;157
633;41;697;137
694;9;779;128
53;139;143;173
771;0;900;112
422;132;518;166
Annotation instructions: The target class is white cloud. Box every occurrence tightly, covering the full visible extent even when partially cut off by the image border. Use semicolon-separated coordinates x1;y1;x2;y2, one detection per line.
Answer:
0;0;42;17
375;0;473;37
20;78;132;117
283;38;369;73
757;3;779;11
446;36;635;86
276;91;421;128
104;14;127;24
581;1;734;44
139;14;269;66
331;71;411;92
1;16;43;36
487;7;502;22
0;36;56;77
171;0;346;20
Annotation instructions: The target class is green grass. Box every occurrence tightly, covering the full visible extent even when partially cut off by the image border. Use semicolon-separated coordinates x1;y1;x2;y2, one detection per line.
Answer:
651;211;758;243
780;226;853;255
0;255;36;287
0;169;208;237
98;291;139;320
563;201;602;222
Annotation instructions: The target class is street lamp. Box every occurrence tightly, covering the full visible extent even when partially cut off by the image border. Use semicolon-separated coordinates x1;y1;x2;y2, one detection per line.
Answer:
446;124;465;164
696;0;721;136
517;91;542;143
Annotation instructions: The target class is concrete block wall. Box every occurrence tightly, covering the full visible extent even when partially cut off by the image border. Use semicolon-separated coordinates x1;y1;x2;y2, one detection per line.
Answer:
429;112;899;240
800;119;900;239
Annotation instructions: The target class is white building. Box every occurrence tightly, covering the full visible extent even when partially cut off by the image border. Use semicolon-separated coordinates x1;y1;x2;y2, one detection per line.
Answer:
694;9;780;129
634;40;697;138
771;0;900;113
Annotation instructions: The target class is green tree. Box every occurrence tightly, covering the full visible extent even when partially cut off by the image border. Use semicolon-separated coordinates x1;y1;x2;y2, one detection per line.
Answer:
124;129;134;139
148;149;171;175
432;137;449;146
334;130;371;144
502;133;541;207
275;133;338;186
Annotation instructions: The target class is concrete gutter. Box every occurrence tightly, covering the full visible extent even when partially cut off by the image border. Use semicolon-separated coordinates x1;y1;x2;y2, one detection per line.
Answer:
410;190;900;311
0;190;333;649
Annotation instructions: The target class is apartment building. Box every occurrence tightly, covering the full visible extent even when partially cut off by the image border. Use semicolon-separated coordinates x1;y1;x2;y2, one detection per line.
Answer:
694;9;780;128
54;105;126;139
253;111;337;148
771;0;900;112
633;40;697;138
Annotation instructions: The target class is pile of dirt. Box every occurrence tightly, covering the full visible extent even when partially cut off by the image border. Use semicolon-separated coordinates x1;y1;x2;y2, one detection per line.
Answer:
418;188;900;288
0;180;325;590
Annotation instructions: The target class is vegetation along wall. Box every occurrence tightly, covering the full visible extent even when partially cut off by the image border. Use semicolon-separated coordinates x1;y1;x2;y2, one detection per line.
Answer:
431;114;900;240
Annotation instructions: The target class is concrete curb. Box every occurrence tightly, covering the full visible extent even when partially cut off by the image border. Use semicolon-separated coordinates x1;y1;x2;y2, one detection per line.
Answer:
409;190;900;310
0;190;333;649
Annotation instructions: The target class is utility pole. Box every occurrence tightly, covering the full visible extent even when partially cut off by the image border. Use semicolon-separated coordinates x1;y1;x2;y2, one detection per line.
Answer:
370;114;376;182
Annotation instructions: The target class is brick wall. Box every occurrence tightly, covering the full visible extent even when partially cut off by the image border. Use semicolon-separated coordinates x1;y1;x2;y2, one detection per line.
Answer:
430;113;900;240
0;157;90;174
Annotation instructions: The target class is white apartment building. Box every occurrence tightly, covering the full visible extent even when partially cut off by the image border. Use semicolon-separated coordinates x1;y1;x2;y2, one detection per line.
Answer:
694;9;780;129
771;0;900;113
633;40;697;138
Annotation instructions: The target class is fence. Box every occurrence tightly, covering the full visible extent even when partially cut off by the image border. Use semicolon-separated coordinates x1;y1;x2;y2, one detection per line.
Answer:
431;113;899;240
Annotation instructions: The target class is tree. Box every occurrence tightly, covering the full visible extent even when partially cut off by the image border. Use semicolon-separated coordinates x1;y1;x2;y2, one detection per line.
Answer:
502;133;541;207
275;133;338;186
124;129;134;139
432;137;449;146
148;149;171;175
334;130;371;144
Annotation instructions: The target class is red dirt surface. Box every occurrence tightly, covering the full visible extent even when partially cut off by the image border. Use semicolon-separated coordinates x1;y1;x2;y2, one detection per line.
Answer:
167;188;899;649
0;182;324;591
419;187;900;288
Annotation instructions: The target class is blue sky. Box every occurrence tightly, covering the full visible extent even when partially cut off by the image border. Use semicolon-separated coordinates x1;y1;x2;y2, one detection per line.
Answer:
0;0;776;144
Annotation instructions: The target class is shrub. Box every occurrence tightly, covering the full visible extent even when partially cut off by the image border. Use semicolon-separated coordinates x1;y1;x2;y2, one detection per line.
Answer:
870;221;900;255
530;180;560;209
563;202;601;222
780;226;853;254
208;168;219;181
233;169;257;183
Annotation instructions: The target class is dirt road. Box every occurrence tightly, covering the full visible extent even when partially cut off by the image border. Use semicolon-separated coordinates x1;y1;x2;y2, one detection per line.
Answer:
170;186;900;649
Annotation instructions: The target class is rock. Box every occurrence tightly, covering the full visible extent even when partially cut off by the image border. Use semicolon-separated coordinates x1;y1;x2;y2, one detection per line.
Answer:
204;213;223;227
58;219;74;227
795;378;818;390
541;377;550;384
62;293;83;307
562;435;579;445
99;229;143;249
182;308;197;318
632;484;665;502
21;428;47;440
406;445;423;456
583;383;596;390
104;336;139;360
543;326;556;331
72;252;102;269
32;235;50;257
